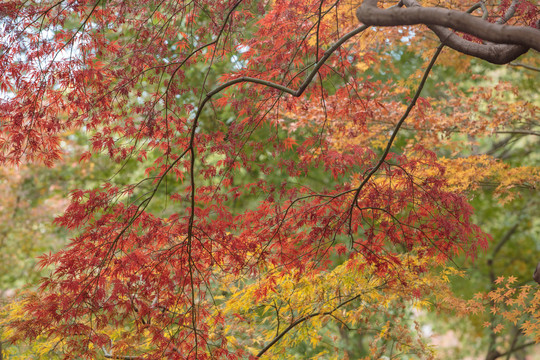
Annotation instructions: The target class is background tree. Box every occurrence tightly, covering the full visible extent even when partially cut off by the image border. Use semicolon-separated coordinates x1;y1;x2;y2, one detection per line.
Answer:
0;0;538;359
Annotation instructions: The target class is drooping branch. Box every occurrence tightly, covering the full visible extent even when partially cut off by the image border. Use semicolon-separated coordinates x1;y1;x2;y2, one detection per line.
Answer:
349;42;444;222
256;292;368;358
356;0;540;64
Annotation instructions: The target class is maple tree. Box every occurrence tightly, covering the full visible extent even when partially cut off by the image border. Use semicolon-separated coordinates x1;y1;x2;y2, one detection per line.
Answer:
0;0;539;359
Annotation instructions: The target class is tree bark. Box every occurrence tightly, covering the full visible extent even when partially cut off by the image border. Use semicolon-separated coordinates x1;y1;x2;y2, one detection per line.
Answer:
356;0;539;64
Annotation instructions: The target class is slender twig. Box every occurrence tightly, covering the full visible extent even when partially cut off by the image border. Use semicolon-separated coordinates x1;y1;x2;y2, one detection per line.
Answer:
256;292;367;358
348;43;445;228
508;62;540;72
495;130;540;136
497;341;536;359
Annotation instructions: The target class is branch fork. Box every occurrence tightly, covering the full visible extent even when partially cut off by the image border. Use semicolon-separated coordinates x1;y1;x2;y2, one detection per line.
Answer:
357;0;540;64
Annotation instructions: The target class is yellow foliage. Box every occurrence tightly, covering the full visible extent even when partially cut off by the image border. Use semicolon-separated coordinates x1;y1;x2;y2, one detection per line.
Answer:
1;297;64;359
433;156;539;203
218;254;469;358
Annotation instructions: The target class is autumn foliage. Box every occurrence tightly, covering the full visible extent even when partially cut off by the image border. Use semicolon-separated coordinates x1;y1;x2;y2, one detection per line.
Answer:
0;0;539;359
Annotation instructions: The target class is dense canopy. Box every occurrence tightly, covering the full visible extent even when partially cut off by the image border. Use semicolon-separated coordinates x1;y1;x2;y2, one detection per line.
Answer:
0;0;539;359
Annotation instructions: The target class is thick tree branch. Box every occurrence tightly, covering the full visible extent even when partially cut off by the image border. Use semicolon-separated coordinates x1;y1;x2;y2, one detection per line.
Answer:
356;0;539;64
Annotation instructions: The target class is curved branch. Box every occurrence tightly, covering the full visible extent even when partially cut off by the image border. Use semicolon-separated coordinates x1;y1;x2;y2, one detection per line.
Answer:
256;292;365;358
356;0;539;64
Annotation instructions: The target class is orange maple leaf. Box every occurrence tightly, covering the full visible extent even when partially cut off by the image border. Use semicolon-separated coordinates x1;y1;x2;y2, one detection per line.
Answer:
283;137;297;150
